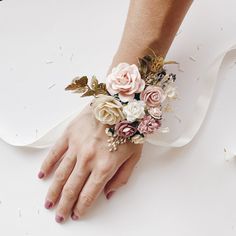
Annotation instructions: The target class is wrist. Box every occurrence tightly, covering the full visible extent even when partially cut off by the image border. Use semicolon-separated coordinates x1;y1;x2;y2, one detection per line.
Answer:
108;37;169;76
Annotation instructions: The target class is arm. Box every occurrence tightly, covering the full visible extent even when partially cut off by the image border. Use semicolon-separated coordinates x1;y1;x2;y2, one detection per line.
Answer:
109;0;192;71
38;0;193;223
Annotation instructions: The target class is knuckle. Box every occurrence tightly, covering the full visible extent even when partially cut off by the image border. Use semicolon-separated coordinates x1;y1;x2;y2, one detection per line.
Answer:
74;168;86;179
65;154;75;162
63;155;76;167
63;187;77;200
80;154;94;167
98;161;116;176
80;194;95;207
48;147;59;159
93;171;107;185
54;171;67;183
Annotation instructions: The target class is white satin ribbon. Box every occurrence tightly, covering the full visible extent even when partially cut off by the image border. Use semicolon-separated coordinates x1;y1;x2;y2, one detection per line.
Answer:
1;45;236;149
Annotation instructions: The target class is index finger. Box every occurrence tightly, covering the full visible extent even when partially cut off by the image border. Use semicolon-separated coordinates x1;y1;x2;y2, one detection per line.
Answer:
38;135;68;178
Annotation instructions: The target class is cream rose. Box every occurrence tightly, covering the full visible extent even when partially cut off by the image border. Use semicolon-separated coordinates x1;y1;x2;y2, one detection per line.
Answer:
123;100;145;122
91;95;125;125
141;85;166;107
106;63;145;102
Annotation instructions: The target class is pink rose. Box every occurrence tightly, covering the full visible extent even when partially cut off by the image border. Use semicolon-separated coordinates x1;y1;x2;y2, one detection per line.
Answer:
106;63;145;102
115;120;137;138
138;115;161;134
141;85;166;107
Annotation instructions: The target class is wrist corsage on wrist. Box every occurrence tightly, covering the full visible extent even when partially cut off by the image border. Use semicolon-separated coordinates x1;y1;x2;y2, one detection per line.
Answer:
65;51;178;151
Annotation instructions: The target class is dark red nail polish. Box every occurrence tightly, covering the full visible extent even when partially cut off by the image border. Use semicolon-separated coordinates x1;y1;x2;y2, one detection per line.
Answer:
106;191;115;200
55;215;64;223
38;171;45;179
45;200;53;209
71;213;79;221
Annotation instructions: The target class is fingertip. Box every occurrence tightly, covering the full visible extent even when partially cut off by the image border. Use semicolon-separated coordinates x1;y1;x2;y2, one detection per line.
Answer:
55;215;64;223
71;212;79;221
38;171;45;179
105;190;115;200
44;200;53;209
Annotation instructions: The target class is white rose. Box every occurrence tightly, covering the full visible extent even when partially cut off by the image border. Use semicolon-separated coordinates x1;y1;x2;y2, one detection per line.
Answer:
131;134;145;144
123;100;145;122
91;95;125;125
165;86;177;98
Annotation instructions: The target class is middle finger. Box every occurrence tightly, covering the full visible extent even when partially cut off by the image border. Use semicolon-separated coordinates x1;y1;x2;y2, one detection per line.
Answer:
55;156;92;223
44;149;76;210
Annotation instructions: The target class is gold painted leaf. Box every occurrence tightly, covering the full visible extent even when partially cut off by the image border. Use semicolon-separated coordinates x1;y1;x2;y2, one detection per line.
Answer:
65;76;88;90
138;57;148;75
95;88;108;95
97;83;106;90
91;76;98;90
75;76;88;86
81;88;95;97
73;86;87;93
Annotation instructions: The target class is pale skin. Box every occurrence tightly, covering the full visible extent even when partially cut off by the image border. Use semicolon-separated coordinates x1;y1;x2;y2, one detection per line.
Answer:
38;0;193;223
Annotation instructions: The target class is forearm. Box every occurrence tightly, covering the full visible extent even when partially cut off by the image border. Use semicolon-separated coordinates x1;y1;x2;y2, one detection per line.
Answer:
108;0;192;72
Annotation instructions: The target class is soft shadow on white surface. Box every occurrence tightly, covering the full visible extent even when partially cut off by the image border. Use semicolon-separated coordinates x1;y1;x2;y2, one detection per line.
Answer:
1;0;236;236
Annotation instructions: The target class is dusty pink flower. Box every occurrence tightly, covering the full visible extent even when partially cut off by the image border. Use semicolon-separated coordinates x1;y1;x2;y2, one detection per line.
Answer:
115;120;137;138
141;85;166;107
106;63;145;102
138;115;161;134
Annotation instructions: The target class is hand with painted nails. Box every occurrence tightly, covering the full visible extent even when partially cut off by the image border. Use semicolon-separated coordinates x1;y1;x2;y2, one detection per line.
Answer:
38;104;143;223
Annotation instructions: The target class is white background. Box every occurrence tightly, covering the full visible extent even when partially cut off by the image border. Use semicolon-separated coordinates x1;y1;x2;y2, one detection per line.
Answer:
1;0;236;235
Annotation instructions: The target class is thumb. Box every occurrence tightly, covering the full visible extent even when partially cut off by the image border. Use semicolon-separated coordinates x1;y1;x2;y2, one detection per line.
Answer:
104;153;141;199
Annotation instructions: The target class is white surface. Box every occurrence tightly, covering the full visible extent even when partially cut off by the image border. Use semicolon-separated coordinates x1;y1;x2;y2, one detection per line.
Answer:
1;0;236;235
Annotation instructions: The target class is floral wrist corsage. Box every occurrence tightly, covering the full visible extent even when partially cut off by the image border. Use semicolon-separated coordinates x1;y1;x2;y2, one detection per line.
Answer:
65;51;177;151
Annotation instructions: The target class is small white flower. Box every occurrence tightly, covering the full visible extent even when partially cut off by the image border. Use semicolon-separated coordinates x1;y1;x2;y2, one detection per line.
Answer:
148;106;162;119
131;134;145;144
165;86;177;98
123;100;145;122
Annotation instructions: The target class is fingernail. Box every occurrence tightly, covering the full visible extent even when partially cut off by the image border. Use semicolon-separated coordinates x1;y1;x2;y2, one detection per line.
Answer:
106;191;115;200
38;171;45;179
44;200;53;209
55;215;64;223
71;212;79;221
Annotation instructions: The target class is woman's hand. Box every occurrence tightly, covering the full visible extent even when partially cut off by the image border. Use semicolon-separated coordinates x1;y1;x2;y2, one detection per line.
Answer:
38;104;143;223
